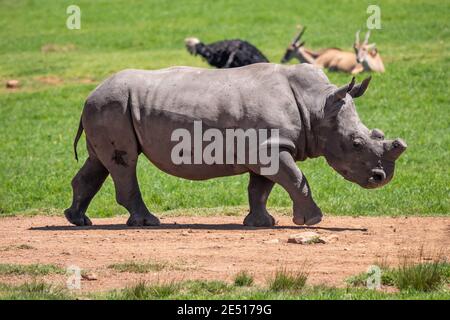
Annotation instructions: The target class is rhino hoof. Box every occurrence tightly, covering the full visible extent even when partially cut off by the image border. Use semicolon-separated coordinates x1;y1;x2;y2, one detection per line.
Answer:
64;209;93;226
293;204;323;226
292;216;305;225
243;211;276;227
126;214;160;227
305;215;322;226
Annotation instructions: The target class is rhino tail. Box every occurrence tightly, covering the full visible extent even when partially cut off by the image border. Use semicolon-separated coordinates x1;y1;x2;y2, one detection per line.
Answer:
73;117;83;162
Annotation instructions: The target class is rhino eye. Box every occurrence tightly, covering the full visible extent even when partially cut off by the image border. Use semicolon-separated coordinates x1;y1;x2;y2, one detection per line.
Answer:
353;139;363;150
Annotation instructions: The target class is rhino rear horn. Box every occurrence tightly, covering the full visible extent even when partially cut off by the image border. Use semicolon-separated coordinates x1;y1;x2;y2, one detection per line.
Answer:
328;77;356;104
349;76;372;98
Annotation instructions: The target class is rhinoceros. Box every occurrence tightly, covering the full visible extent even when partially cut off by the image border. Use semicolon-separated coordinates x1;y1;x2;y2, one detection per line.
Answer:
65;63;406;227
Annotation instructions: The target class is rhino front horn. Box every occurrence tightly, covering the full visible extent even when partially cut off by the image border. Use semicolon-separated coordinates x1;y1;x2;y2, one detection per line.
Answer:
385;139;407;160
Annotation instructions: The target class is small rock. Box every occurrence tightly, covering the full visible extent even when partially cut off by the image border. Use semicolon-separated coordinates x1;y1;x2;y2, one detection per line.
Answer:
181;231;189;236
82;273;97;281
264;239;279;244
6;80;20;89
288;232;325;244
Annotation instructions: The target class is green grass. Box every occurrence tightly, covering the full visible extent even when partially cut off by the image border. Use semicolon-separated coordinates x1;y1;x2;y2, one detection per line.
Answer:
1;275;449;300
268;269;308;292
395;261;449;292
0;263;65;276
107;281;181;300
98;280;450;300
347;262;450;292
0;282;71;300
234;271;254;287
0;0;449;217
108;261;167;273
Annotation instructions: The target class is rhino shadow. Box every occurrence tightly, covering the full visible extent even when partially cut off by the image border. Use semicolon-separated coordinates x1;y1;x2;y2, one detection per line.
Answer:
29;223;367;232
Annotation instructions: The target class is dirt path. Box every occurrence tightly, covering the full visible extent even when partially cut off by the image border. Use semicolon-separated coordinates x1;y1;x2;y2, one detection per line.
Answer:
0;214;448;292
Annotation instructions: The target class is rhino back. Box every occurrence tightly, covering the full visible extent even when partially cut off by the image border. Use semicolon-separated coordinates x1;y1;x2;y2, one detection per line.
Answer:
119;65;298;127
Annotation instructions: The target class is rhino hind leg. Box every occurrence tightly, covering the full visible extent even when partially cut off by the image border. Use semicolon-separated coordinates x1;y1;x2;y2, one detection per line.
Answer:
243;173;276;227
111;164;160;227
84;122;160;227
65;155;109;226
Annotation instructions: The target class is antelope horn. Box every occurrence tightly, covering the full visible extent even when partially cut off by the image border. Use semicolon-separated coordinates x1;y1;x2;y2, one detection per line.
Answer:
292;25;306;45
364;30;371;45
355;30;360;44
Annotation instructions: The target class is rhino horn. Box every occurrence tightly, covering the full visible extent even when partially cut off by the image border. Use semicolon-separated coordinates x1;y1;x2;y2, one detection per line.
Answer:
384;139;407;161
349;76;372;98
328;77;356;104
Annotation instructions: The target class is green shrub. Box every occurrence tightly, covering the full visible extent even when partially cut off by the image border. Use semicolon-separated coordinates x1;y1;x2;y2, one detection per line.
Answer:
395;261;448;292
234;271;254;287
268;269;308;292
117;281;179;299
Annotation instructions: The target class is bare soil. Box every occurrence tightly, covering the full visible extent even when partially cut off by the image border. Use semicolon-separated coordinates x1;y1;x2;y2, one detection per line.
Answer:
0;214;448;292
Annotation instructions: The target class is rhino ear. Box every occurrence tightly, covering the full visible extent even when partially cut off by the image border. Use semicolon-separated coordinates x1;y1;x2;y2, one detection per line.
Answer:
327;77;355;104
349;76;371;98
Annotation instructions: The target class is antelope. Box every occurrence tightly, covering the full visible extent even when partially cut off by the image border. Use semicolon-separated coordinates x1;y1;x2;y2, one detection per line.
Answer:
353;30;385;73
281;28;385;74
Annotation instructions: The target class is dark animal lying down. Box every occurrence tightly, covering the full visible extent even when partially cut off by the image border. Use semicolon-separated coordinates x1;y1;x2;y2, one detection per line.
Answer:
65;63;407;228
184;37;269;68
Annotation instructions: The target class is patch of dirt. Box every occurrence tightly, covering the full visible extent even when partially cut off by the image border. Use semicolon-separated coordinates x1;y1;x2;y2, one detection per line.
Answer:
0;215;448;293
41;43;76;53
77;77;96;84
37;76;64;85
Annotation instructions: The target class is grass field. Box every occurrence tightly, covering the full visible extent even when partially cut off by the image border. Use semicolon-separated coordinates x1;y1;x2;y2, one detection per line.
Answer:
1;261;449;300
1;266;449;300
0;0;449;218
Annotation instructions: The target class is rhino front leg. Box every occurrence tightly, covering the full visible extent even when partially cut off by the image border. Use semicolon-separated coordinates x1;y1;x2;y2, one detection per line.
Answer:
264;150;322;226
243;173;275;227
65;156;109;226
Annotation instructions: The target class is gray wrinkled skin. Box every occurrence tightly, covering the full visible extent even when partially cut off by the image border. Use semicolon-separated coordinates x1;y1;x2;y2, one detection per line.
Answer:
65;63;406;227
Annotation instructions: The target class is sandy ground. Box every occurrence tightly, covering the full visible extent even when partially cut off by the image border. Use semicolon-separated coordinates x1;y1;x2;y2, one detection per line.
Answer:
0;214;448;293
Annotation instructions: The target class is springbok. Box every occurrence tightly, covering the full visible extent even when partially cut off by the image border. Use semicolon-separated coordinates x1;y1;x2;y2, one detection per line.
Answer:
353;30;385;73
281;28;385;74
